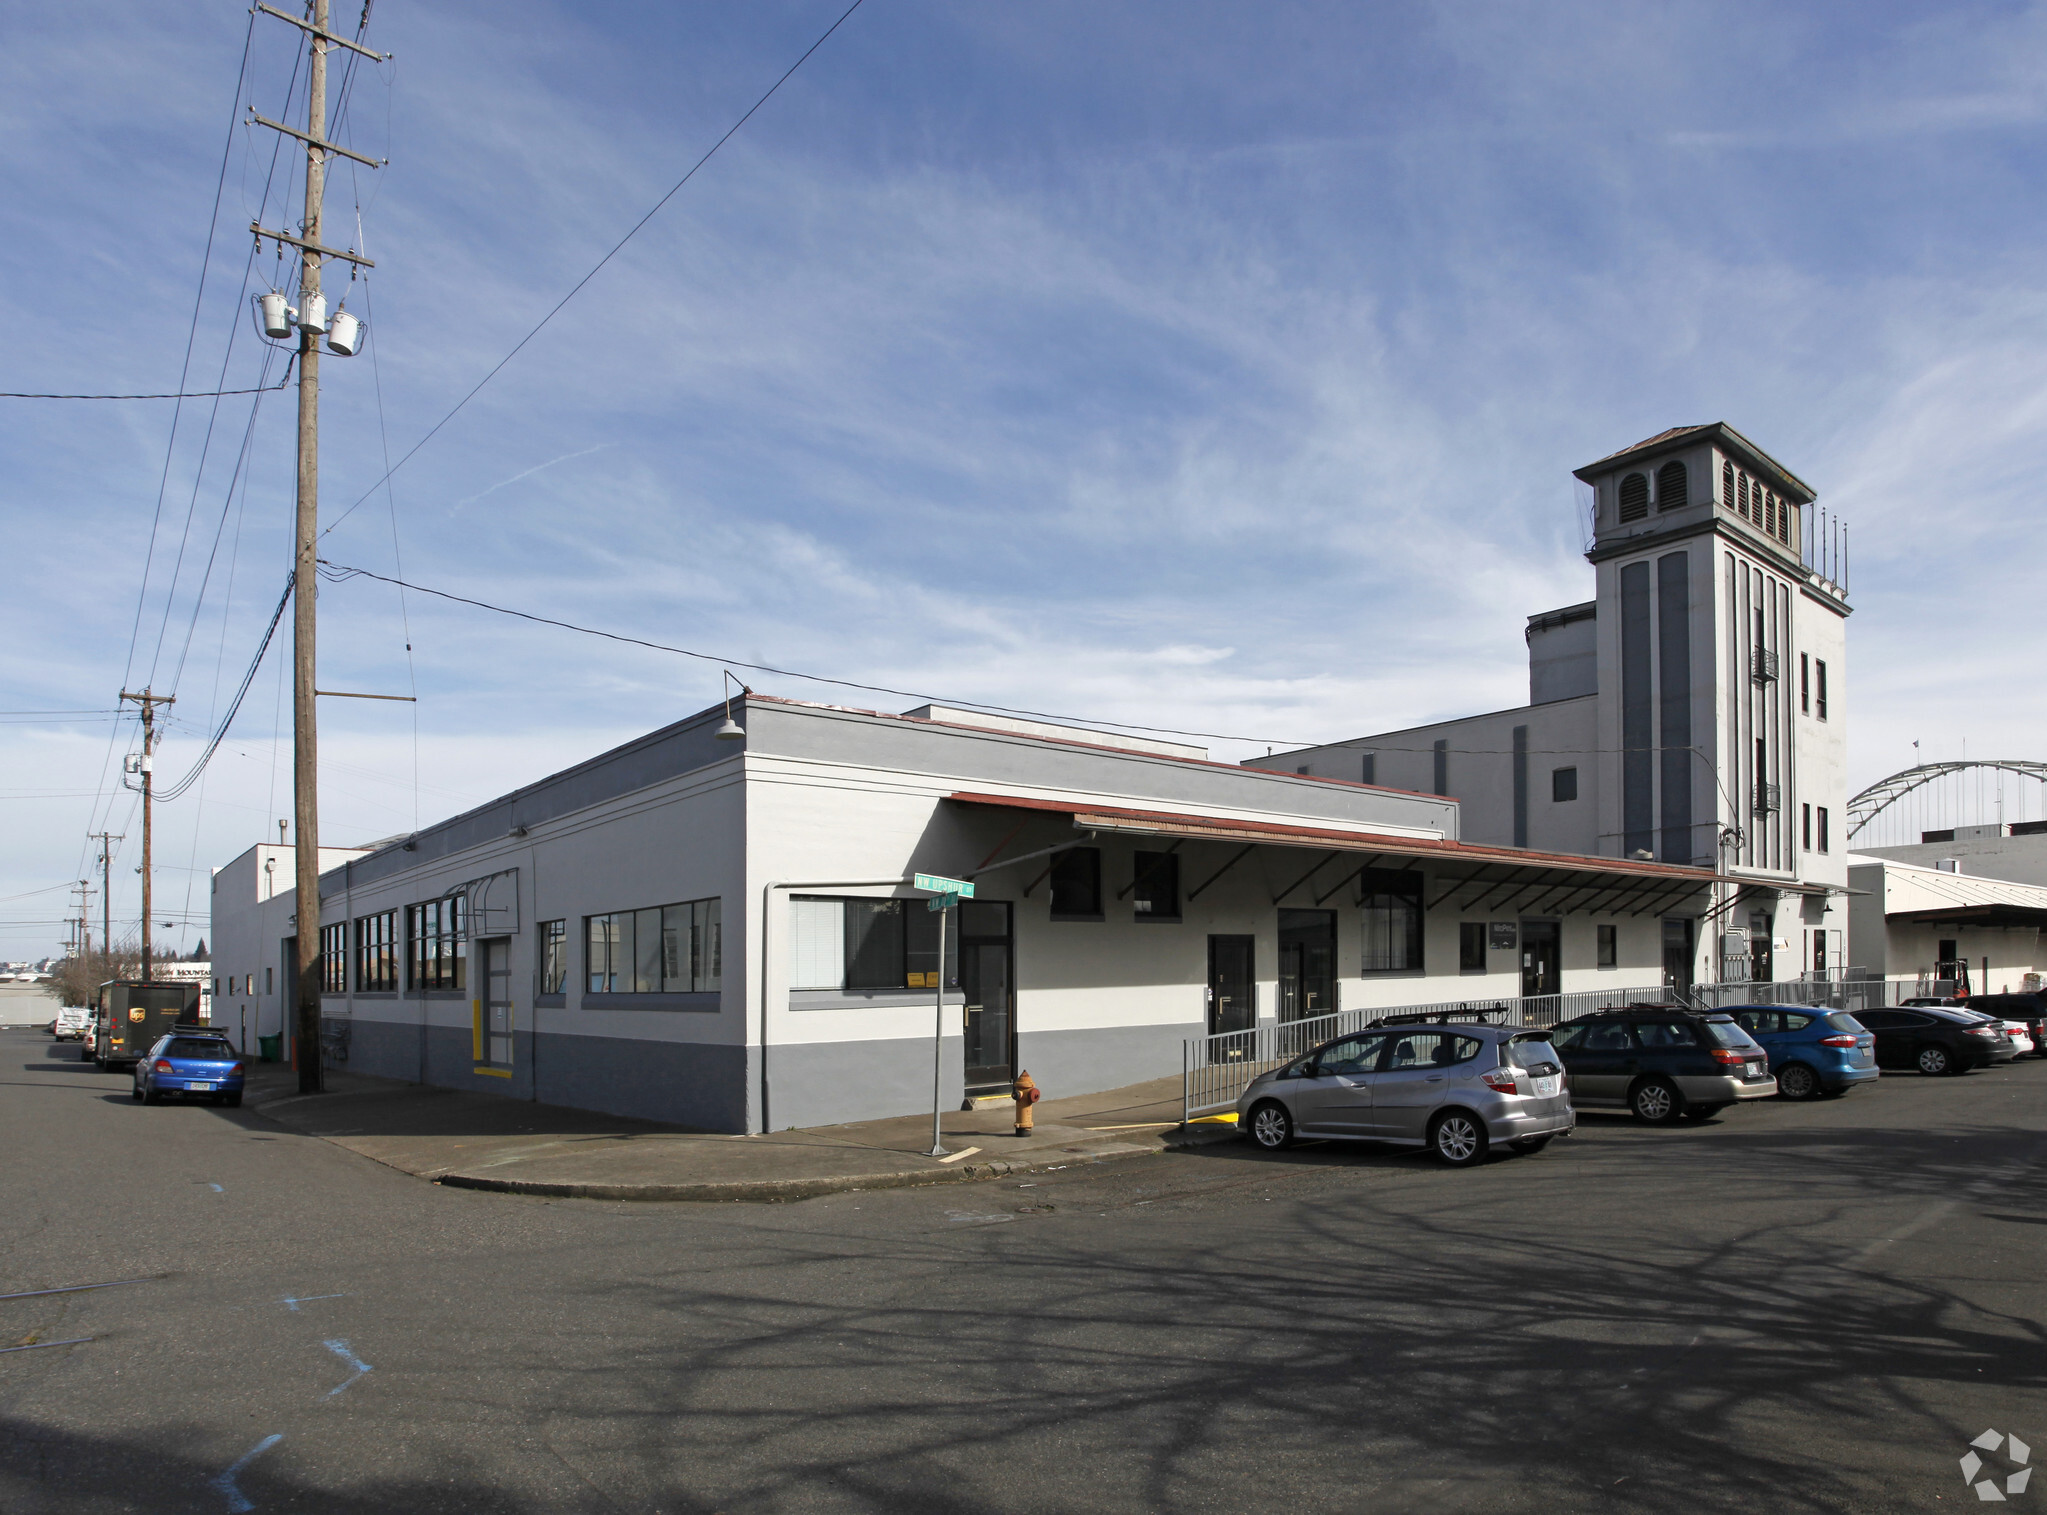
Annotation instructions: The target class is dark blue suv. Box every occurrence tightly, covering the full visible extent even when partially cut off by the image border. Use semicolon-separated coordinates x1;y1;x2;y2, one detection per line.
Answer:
1726;1006;1879;1100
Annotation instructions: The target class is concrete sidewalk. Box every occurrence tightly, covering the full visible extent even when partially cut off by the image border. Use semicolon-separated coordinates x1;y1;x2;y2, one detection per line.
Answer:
243;1062;1239;1202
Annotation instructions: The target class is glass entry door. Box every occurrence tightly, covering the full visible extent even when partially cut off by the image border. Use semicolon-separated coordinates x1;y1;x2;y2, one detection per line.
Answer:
958;900;1014;1093
1520;919;1561;997
1207;935;1255;1035
1278;909;1336;1023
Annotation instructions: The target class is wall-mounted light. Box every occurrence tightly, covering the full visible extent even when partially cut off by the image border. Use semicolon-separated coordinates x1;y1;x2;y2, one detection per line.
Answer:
508;825;529;839
715;669;750;741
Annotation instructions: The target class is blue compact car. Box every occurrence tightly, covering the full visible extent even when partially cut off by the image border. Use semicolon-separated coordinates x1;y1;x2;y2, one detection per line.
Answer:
1726;1006;1879;1100
132;1032;246;1107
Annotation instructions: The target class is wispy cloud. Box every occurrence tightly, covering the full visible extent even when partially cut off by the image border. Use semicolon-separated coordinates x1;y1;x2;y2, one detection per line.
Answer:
451;442;614;510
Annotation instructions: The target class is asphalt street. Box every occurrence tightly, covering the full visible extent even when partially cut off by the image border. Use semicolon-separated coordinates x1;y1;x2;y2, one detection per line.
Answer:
2;1025;2043;1514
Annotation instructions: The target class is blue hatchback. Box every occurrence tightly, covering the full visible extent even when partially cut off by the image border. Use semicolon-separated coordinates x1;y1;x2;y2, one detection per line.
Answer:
1726;1006;1879;1100
132;1033;246;1107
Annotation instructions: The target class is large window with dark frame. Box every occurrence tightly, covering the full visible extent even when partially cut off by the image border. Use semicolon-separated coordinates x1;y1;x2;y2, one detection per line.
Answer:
407;895;466;991
319;922;347;993
584;898;721;995
355;909;398;992
788;896;975;991
1359;868;1424;973
538;919;567;996
1131;851;1180;920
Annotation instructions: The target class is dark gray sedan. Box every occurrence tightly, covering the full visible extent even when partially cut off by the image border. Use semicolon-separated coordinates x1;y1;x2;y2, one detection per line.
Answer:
1236;1022;1574;1166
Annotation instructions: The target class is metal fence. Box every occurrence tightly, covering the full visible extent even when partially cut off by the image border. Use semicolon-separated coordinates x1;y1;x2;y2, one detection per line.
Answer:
1686;975;1905;1014
1181;983;1670;1119
1178;974;1923;1120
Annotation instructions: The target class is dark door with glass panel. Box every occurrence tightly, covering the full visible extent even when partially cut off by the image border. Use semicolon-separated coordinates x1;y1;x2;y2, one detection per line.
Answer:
1663;918;1695;995
1520;919;1561;997
1278;909;1336;1023
1749;911;1775;983
958;900;1014;1093
1207;935;1254;1036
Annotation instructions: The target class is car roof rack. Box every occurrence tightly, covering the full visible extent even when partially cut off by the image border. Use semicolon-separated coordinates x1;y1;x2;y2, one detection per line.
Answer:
1369;1005;1514;1027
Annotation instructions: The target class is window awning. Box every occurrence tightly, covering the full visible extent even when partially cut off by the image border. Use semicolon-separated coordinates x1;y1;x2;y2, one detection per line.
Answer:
947;792;1721;917
1889;903;2047;929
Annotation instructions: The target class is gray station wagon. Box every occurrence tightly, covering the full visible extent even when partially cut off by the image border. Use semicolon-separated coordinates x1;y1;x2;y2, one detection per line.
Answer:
1236;1022;1574;1167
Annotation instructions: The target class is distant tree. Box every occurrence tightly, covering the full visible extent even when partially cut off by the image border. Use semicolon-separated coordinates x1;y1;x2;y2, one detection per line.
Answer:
43;939;142;1007
192;937;208;959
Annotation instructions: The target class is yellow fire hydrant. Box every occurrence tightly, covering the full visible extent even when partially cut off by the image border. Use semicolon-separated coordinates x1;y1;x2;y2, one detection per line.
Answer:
1013;1070;1040;1137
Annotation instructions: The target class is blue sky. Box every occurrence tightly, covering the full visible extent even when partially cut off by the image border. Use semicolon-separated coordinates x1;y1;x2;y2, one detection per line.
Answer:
4;0;2046;957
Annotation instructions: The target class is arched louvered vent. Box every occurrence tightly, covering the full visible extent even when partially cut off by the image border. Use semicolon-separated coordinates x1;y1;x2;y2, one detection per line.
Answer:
1618;472;1650;521
1722;460;1735;510
1656;460;1688;510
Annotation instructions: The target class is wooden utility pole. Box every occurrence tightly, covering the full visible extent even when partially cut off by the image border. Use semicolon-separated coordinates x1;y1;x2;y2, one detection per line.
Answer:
71;882;92;961
291;0;329;1095
119;689;173;980
91;832;120;971
248;0;386;1094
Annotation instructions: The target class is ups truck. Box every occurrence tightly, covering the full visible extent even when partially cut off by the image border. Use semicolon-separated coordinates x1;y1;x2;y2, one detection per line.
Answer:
89;980;204;1068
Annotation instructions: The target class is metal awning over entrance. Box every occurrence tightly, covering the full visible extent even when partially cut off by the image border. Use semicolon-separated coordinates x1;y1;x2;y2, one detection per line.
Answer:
948;792;1720;917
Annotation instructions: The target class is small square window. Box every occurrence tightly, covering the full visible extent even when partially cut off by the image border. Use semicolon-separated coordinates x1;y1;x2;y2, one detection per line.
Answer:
1597;924;1618;968
1459;921;1487;972
1551;767;1578;803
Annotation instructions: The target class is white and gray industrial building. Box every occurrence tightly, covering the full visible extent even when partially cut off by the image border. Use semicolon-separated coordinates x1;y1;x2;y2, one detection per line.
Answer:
210;424;1917;1133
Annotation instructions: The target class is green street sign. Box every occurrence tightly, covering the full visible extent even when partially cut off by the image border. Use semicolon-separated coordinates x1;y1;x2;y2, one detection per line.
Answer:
913;873;974;898
926;893;961;912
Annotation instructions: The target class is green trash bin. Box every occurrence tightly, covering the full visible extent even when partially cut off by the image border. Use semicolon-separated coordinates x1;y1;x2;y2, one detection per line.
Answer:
258;1034;282;1063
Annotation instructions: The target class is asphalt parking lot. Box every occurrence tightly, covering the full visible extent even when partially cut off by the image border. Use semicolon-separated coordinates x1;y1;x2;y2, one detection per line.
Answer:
2;1024;2044;1513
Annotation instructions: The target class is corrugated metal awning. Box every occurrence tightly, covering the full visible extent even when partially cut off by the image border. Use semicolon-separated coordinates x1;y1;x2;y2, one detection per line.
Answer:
947;791;1721;917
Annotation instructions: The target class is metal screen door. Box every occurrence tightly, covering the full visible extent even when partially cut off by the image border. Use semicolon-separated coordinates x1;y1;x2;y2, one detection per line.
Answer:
483;937;514;1071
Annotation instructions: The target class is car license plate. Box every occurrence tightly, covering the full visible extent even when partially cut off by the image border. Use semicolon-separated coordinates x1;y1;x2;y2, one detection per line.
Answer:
189;1082;215;1092
1532;1075;1561;1097
1748;1063;1766;1079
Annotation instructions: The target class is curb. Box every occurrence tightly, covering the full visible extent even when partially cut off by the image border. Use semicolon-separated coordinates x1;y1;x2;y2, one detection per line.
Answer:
435;1124;1241;1204
437;1159;1027;1204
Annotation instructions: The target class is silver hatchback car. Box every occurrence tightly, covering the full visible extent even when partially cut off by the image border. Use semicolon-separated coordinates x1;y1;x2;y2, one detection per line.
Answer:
1237;1021;1574;1167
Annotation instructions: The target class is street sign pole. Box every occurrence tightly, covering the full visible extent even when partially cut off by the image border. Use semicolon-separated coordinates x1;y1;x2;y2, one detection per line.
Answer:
916;875;972;1158
928;900;947;1157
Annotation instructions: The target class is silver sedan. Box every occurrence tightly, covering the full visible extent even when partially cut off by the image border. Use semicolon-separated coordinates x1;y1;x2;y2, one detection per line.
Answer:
1237;1022;1575;1167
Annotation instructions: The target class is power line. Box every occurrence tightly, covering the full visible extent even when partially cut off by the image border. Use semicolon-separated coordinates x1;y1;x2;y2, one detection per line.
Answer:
320;0;868;542
317;559;1789;766
0;375;291;400
154;574;295;805
312;559;1323;748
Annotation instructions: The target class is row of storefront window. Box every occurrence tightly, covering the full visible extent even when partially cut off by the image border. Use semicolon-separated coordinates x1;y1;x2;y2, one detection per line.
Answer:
317;895;722;996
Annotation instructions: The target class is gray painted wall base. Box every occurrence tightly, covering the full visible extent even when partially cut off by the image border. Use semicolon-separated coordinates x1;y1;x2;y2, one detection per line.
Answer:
325;1015;748;1132
322;1016;1198;1136
1016;1020;1201;1105
769;1033;965;1131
